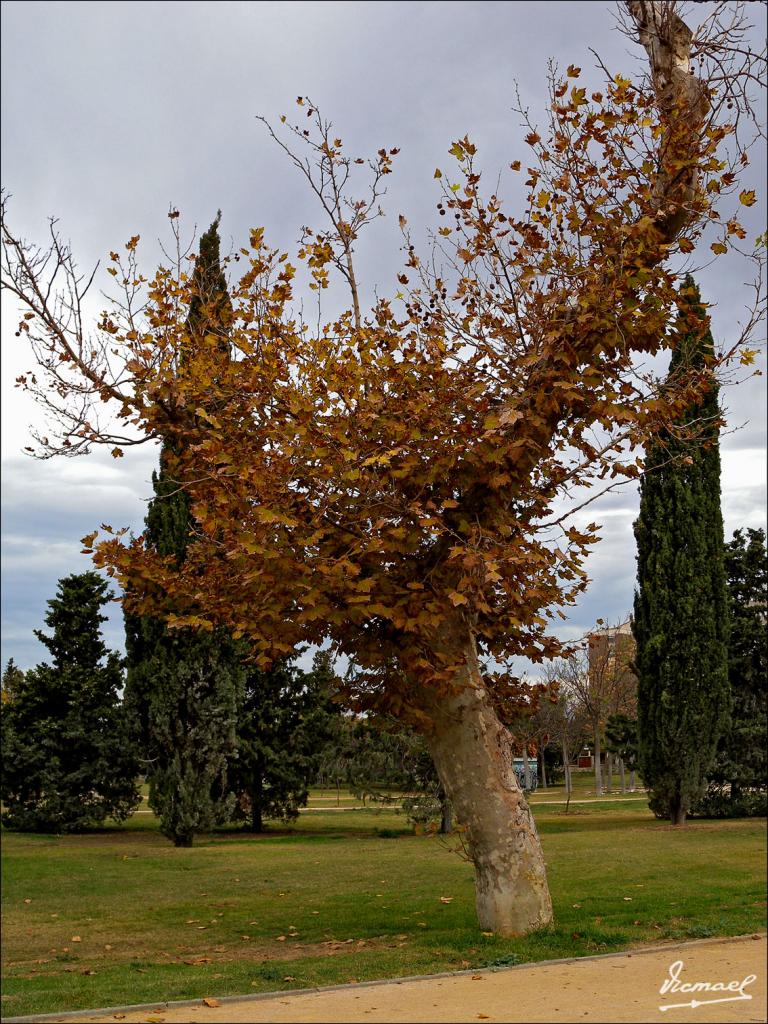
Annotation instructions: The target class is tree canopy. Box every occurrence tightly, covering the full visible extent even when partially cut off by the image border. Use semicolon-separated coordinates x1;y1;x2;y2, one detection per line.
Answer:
2;1;764;935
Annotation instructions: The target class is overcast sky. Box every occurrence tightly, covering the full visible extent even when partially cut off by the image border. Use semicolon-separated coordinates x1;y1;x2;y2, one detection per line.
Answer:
1;1;766;673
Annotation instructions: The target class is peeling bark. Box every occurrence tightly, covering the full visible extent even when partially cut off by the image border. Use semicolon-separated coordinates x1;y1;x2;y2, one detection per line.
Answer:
419;632;553;936
627;1;711;242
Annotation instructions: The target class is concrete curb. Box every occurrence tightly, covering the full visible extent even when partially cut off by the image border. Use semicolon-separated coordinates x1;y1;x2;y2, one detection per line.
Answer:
5;933;764;1024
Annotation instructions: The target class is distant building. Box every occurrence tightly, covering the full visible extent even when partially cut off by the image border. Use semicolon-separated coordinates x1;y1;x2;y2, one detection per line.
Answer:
587;619;636;680
579;619;637;769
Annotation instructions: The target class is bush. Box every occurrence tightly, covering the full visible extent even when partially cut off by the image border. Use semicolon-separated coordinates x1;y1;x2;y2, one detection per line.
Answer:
690;786;767;819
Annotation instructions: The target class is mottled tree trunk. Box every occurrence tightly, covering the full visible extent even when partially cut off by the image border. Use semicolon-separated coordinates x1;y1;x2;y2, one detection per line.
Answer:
419;633;553;936
619;757;626;794
606;751;613;794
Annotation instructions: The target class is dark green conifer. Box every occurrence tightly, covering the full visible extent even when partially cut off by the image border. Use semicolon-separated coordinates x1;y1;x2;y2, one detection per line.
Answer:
632;278;730;825
1;573;140;832
124;213;242;847
694;527;767;816
229;653;337;832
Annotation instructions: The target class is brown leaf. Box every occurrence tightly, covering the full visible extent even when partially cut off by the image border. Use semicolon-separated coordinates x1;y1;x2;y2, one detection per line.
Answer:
202;997;221;1007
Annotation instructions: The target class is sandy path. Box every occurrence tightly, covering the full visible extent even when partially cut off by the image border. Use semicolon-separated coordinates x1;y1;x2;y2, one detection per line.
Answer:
16;935;766;1024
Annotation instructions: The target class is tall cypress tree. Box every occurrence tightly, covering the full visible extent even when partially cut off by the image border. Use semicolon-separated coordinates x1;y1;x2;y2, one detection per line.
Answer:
632;278;730;826
124;214;242;847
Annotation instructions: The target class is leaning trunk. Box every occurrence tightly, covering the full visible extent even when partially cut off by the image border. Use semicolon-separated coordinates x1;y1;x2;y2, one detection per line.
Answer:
419;634;553;936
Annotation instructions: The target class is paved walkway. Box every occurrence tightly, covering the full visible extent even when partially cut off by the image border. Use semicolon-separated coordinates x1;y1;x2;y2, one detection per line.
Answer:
14;934;766;1024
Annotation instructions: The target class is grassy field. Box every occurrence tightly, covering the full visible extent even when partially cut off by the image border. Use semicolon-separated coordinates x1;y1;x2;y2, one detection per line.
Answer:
2;776;765;1018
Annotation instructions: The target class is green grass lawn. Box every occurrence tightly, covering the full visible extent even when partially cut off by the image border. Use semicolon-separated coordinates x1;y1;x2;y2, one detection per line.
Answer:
2;782;765;1018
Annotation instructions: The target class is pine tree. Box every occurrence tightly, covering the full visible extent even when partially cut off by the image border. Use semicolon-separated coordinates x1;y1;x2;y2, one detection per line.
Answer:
124;213;242;847
227;653;337;832
632;279;730;825
1;573;140;832
694;528;767;816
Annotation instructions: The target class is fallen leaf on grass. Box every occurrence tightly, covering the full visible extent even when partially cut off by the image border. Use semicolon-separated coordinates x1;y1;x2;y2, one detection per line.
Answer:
283;975;296;981
202;997;221;1007
623;897;633;902
440;896;453;904
71;936;82;943
23;899;32;904
276;935;287;941
481;931;493;937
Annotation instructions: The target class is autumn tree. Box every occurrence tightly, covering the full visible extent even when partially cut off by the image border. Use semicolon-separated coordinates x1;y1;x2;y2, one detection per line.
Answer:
3;3;765;934
559;621;637;795
1;659;25;704
0;574;140;832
